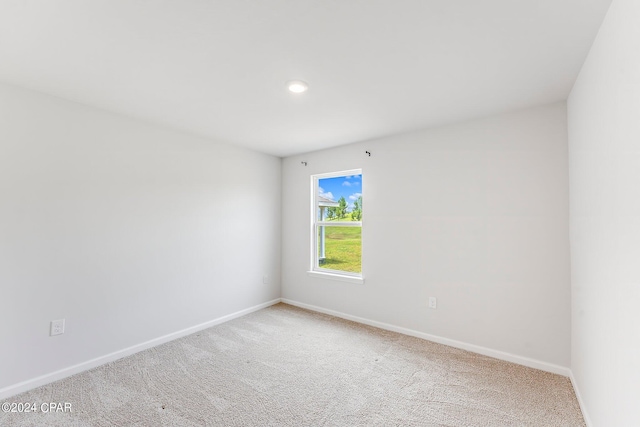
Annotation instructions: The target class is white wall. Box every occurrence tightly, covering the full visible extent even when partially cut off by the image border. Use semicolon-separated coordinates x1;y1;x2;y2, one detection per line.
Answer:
0;82;281;393
282;102;571;370
567;0;640;425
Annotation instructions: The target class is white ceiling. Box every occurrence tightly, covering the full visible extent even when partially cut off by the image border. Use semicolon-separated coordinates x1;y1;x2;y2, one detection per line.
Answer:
0;0;612;157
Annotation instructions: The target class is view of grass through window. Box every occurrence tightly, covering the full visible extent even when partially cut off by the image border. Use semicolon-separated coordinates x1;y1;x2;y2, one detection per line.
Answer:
318;226;362;272
316;174;362;274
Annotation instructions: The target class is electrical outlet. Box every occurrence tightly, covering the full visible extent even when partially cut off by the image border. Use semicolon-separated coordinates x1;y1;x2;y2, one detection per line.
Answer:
428;297;437;309
50;319;65;336
263;275;270;284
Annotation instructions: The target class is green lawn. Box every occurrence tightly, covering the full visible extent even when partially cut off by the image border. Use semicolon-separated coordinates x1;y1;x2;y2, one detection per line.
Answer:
318;226;361;273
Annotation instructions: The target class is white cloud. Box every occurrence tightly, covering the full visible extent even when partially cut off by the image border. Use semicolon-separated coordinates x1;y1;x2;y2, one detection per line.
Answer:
319;187;335;200
320;190;334;200
342;181;352;187
349;192;362;201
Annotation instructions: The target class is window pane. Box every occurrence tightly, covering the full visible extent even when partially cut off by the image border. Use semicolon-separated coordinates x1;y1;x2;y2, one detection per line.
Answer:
317;226;361;273
318;174;362;222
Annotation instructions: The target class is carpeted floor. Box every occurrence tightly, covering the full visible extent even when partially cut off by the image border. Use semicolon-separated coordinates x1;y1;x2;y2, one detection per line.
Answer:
1;303;585;426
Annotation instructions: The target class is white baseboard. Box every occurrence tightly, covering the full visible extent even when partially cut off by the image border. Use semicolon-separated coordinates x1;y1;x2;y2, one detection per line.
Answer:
281;298;571;377
570;371;592;427
0;298;281;400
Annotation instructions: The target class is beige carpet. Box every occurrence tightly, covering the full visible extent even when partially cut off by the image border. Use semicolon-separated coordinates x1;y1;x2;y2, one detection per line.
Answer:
1;303;585;426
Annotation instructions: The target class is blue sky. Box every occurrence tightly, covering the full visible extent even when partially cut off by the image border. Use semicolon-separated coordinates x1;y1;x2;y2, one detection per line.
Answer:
318;174;362;210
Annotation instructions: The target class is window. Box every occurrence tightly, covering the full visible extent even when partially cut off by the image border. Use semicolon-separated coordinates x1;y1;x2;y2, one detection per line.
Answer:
309;170;363;284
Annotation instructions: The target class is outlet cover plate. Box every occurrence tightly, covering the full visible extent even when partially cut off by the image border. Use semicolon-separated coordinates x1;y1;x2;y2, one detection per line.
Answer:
50;319;65;336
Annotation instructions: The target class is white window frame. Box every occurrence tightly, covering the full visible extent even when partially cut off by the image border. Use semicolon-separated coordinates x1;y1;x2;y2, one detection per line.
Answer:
307;169;364;285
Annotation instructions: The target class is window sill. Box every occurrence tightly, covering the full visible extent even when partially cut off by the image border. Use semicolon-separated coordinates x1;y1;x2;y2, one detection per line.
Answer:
307;270;364;285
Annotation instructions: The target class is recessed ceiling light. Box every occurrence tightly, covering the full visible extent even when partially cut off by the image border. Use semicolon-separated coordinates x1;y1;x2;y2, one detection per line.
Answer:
287;80;308;94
